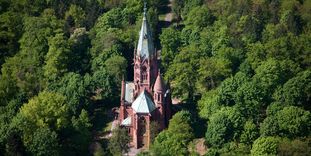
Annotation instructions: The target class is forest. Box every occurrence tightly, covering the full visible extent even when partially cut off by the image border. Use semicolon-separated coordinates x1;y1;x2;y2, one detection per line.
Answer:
0;0;310;155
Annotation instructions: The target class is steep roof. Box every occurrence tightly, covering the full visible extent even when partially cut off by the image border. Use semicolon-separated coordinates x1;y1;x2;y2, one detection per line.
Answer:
125;82;134;103
136;6;154;59
121;116;131;126
154;71;165;92
131;90;156;114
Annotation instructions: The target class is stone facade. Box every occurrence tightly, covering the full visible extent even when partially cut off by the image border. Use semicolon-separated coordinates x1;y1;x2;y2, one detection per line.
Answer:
118;6;172;149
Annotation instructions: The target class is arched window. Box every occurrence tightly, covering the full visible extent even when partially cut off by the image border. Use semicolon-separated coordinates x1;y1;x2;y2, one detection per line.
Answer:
142;72;147;81
157;94;160;101
139;117;146;136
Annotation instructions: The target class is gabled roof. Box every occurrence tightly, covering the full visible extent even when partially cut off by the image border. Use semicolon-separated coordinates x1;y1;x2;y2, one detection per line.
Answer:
121;116;131;126
136;6;154;59
131;90;156;114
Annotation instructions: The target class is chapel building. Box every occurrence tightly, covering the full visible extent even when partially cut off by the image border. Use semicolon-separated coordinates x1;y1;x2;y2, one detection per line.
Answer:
118;5;172;149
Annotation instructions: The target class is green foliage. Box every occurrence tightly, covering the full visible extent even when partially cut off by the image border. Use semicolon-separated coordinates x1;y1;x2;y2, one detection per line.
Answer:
108;127;130;156
47;72;89;114
69;109;92;154
65;4;86;28
17;91;69;133
44;33;70;80
90;67;117;100
197;57;232;91
273;70;311;108
240;120;259;144
184;6;215;29
277;138;311;156
0;11;23;65
151;111;194;156
276;106;311;137
198;90;220;119
159;27;181;70
260;106;311;138
10;92;68;155
68;27;91;73
165;46;202;99
27;127;59;156
104;55;128;84
251;137;281;156
205;107;245;148
172;0;184;21
0;0;310;155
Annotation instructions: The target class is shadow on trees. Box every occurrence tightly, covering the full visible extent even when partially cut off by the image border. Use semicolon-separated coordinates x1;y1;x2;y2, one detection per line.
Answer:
172;96;207;138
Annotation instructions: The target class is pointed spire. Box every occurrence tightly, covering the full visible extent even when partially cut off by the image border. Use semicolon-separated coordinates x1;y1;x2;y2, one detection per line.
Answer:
143;0;147;17
154;70;165;92
136;1;155;59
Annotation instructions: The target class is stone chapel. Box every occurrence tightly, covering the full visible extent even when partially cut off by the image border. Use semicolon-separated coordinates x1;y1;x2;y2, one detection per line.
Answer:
118;5;172;149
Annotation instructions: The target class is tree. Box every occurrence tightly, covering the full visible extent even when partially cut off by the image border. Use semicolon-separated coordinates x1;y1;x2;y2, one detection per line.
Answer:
104;55;128;85
278;138;311;156
235;81;265;120
65;4;86;28
90;67;116;101
108;127;130;156
44;33;71;80
273;70;311;109
217;72;250;106
251;137;281;156
0;11;23;66
205;107;245;148
240;120;259;145
165;46;201;99
151;111;194;156
159;27;181;71
253;59;301;99
276;106;311;138
16;91;69;134
260;106;311;138
181;0;203;18
90;28;123;58
93;8;124;32
147;7;158;39
184;6;215;29
0;10;63;98
260;116;280;137
198;90;221;120
47;72;90;114
197;57;232;91
27;128;59;156
10;91;69;155
68;27;91;74
68;109;92;154
172;0;184;21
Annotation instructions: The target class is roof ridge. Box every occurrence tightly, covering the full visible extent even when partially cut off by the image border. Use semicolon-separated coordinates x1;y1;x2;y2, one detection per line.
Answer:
131;90;156;113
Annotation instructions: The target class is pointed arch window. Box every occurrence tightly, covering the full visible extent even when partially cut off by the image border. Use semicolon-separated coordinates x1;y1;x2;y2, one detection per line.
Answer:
142;72;147;81
157;93;160;101
139;117;146;136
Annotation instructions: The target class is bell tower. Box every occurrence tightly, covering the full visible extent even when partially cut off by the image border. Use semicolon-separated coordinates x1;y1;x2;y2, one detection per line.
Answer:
133;3;158;97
